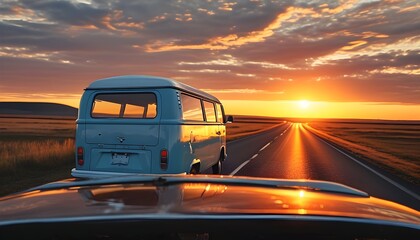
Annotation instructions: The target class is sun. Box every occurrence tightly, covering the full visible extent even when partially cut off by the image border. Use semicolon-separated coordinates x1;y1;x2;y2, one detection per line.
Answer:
298;100;310;109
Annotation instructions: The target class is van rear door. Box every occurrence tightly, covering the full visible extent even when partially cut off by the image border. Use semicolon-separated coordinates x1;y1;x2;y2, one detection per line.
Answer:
85;92;159;173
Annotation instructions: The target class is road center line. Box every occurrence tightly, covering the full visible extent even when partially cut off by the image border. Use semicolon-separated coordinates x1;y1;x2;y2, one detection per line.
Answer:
259;142;271;152
230;154;259;176
230;123;292;176
230;159;251;176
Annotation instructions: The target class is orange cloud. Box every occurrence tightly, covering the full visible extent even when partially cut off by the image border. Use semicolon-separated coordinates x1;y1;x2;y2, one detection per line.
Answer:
313;36;419;66
321;0;357;14
202;89;285;95
10;5;38;19
175;13;193;22
198;8;215;15
114;21;144;29
144;7;320;52
370;67;420;75
340;40;368;51
101;15;116;30
219;2;237;11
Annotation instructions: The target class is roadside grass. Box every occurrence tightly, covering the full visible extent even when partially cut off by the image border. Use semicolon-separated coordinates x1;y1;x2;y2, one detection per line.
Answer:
227;122;284;141
0;138;74;171
0;117;75;138
306;121;420;185
227;115;285;141
0;117;76;196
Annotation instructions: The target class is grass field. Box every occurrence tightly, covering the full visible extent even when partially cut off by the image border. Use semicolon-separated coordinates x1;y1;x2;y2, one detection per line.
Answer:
306;121;420;184
227;115;285;141
0;117;76;196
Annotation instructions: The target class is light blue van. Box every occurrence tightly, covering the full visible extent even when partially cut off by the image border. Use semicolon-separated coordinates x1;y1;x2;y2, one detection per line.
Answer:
71;75;231;178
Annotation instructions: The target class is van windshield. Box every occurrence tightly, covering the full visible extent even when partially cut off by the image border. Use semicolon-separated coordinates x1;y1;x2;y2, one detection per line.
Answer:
91;93;157;118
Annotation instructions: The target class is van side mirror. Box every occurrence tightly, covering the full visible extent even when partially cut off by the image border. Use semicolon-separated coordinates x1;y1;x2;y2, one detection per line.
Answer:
225;115;234;123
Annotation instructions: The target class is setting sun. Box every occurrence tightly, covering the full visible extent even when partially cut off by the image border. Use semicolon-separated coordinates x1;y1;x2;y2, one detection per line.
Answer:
298;100;310;110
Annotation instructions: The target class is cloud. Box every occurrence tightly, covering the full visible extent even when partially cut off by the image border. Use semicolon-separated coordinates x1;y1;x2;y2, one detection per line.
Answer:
178;54;297;70
0;0;419;106
144;6;321;52
312;36;419;65
21;0;111;28
202;89;283;94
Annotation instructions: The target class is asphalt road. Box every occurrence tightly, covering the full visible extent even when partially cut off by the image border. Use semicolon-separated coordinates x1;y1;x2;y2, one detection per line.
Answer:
221;122;420;210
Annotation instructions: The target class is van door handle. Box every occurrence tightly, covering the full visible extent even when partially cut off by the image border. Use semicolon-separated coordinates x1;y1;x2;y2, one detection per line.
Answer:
216;131;221;135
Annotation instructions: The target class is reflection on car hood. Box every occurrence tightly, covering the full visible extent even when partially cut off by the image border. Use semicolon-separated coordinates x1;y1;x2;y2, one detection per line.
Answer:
0;175;418;228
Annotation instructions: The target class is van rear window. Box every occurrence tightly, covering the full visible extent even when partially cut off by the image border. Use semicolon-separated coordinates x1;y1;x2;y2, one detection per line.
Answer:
91;93;157;118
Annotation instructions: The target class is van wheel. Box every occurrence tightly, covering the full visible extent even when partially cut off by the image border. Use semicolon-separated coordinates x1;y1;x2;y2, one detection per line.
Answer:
212;151;224;174
212;160;222;174
190;164;200;174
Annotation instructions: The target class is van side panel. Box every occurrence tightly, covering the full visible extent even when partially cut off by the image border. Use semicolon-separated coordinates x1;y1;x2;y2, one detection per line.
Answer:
157;123;220;174
183;124;220;171
153;89;191;173
218;104;227;160
156;123;190;173
75;90;90;171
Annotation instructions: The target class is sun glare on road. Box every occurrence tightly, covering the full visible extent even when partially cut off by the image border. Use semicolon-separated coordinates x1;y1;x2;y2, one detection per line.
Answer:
298;100;310;110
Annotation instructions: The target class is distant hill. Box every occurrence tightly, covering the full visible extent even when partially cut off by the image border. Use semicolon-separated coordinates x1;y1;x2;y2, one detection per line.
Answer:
0;102;78;118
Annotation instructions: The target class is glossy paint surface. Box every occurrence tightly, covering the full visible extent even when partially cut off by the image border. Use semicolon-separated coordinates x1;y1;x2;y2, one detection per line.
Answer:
0;180;418;226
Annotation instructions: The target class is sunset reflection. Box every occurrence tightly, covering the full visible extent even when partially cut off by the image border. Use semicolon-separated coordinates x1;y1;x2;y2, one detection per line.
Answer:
284;123;309;179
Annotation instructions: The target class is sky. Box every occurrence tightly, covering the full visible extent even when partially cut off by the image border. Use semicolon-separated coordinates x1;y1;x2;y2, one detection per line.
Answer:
0;0;419;120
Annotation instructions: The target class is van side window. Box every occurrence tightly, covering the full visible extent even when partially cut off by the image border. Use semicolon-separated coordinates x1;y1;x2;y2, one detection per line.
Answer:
91;93;157;118
216;104;224;123
181;94;204;121
203;101;216;122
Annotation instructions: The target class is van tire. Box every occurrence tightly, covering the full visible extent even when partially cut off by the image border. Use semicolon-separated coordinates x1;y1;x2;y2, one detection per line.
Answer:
212;151;224;174
190;164;200;174
212;160;222;174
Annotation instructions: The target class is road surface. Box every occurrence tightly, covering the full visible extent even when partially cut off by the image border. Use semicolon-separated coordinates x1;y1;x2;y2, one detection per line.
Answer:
220;122;420;210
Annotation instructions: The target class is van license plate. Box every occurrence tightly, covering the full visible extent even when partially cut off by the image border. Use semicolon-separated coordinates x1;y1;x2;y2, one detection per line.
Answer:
111;153;129;165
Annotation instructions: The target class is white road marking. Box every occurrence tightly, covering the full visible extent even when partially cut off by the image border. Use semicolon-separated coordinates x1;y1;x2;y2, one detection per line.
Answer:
230;159;251;176
230;123;292;176
259;142;271;152
316;135;420;201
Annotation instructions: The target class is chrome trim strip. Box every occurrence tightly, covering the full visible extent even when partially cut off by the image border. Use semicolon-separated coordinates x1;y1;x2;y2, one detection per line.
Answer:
37;171;369;197
0;214;418;230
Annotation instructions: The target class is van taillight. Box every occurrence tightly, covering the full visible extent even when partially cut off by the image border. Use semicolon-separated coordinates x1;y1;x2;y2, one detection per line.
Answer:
160;149;168;170
77;147;84;166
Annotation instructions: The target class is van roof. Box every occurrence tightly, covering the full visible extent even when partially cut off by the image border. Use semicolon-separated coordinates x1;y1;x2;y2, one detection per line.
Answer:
86;75;220;103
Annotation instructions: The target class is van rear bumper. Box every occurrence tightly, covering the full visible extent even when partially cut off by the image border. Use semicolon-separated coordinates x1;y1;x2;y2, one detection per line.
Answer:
71;168;136;179
71;168;187;179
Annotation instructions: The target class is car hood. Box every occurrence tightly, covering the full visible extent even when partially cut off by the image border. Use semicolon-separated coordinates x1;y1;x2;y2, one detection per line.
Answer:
0;175;418;227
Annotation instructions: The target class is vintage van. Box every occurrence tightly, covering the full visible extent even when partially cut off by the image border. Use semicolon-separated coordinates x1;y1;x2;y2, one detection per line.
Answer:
71;75;231;178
